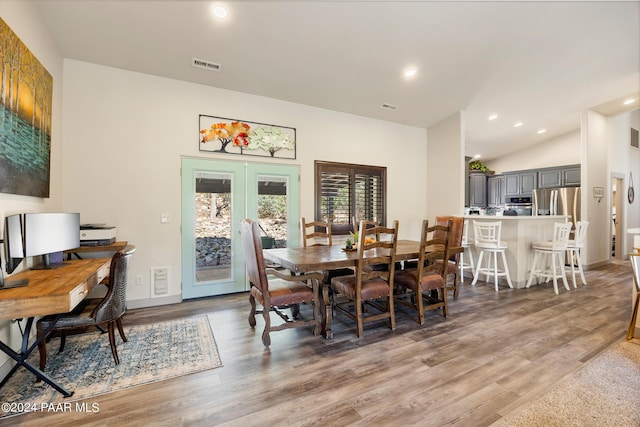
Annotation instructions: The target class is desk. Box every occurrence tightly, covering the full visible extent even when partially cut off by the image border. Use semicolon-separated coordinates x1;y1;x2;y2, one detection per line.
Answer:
263;240;422;338
65;241;128;260
0;258;111;397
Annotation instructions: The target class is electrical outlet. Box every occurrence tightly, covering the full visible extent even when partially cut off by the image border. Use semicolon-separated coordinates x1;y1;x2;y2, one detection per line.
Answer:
135;275;144;286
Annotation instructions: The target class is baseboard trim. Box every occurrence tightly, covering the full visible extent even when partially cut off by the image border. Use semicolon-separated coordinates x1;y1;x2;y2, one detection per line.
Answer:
128;294;182;309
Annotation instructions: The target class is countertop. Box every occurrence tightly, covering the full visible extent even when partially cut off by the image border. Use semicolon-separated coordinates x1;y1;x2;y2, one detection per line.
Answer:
463;215;570;220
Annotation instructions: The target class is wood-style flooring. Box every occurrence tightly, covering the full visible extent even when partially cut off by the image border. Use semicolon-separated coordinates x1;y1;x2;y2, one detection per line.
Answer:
6;261;634;426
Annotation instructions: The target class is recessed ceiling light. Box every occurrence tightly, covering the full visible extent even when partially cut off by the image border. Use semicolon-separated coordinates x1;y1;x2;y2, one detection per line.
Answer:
514;122;524;127
623;98;637;105
404;67;417;78
488;114;498;121
211;5;229;19
537;129;547;134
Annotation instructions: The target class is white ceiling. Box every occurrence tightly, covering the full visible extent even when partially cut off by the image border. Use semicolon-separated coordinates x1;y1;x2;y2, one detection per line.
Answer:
30;0;640;160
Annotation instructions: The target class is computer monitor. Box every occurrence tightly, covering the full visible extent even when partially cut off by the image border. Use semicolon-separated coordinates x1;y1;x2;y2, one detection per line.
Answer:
24;212;80;269
1;214;28;289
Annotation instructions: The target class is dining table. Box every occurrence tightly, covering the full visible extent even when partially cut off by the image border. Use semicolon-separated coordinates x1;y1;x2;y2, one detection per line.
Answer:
263;239;427;339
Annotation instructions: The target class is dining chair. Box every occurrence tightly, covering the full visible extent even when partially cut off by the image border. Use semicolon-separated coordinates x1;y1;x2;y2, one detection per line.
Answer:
434;216;464;298
626;253;640;341
301;217;332;247
394;219;452;325
566;220;589;288
241;219;322;347
526;222;573;294
330;220;399;337
37;245;136;371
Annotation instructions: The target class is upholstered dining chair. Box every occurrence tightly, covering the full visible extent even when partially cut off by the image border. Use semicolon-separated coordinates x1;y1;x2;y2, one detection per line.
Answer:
37;245;136;371
394;219;452;325
241;219;322;347
330;220;399;337
627;254;640;341
434;216;464;298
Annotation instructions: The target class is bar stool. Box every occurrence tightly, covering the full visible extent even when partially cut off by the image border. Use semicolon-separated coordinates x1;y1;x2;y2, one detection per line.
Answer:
471;221;513;291
566;221;588;288
526;222;572;294
459;219;475;284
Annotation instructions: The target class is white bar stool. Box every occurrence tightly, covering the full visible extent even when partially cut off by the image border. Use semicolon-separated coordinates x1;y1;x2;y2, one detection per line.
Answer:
459;219;475;284
471;221;513;291
526;222;572;294
566;221;589;288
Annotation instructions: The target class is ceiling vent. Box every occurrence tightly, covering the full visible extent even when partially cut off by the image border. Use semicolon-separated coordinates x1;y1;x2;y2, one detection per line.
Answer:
192;58;222;72
380;103;398;111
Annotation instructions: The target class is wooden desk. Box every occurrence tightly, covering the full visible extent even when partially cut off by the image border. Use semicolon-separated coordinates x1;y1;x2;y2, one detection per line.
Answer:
263;240;422;339
0;258;111;397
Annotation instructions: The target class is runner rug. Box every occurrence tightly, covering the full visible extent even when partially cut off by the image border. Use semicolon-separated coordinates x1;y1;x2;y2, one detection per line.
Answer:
0;315;222;418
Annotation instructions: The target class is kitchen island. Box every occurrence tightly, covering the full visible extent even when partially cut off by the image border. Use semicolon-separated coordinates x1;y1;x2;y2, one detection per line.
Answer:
464;215;571;289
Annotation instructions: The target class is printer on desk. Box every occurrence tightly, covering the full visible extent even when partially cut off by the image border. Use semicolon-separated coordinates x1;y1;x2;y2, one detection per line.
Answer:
80;224;117;246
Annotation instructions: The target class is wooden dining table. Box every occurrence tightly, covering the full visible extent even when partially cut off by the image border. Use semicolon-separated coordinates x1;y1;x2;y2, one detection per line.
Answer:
263;240;424;339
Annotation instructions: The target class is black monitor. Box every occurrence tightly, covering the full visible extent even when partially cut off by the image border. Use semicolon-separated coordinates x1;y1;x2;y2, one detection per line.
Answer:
1;214;28;289
24;212;80;269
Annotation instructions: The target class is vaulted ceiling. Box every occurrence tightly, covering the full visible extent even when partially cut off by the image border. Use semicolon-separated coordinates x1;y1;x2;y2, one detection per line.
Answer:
31;0;640;160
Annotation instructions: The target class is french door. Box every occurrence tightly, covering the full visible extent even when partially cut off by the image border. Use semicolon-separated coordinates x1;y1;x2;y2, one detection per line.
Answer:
181;158;299;298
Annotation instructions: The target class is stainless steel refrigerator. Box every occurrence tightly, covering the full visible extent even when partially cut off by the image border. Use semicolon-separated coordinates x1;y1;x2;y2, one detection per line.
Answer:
533;187;581;226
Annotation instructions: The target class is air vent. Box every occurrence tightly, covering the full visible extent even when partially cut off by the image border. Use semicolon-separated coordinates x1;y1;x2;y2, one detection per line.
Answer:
192;58;222;72
380;103;398;111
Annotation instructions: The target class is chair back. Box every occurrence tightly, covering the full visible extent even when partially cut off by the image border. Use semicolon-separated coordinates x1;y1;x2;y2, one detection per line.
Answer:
473;221;502;248
355;220;399;282
573;221;589;248
301;217;332;247
435;216;463;262
93;245;136;323
418;219;452;280
551;222;572;250
240;219;270;293
631;254;640;293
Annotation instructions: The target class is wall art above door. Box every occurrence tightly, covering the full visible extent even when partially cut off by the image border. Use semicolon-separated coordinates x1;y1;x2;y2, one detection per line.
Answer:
199;114;296;160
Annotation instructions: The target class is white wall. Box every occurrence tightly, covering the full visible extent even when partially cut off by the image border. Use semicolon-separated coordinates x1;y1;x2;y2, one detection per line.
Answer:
426;112;465;219
0;0;65;371
61;60;428;306
486;129;580;174
582;110;610;267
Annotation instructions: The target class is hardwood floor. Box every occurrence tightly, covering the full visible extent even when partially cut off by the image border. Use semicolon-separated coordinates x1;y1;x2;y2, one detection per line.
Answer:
7;262;634;427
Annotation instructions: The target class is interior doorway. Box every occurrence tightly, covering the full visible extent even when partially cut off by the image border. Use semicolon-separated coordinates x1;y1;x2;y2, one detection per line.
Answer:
611;175;624;259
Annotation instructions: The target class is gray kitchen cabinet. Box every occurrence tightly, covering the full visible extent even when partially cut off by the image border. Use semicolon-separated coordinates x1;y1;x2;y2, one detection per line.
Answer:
537;165;580;188
469;172;487;207
487;175;505;207
505;172;536;196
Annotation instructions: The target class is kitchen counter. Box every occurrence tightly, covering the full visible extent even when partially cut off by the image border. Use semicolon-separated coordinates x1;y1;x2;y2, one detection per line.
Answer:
464;215;571;288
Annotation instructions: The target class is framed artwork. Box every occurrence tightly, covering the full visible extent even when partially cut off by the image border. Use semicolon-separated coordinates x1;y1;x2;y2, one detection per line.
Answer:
0;18;53;198
199;115;296;159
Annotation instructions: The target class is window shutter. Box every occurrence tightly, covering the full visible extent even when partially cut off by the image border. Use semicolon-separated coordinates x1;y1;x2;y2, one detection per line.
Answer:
319;169;351;225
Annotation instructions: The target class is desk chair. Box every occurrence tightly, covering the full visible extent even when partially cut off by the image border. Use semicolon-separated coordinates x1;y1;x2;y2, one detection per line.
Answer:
627;254;640;341
37;245;136;371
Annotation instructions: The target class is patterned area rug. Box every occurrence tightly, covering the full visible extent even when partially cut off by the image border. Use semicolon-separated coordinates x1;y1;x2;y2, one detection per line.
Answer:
0;316;222;418
492;340;640;426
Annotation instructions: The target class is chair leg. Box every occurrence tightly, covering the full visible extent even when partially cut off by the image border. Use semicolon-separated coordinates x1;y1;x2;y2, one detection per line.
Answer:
107;322;120;365
501;250;513;288
471;251;485;286
559;252;570;291
37;328;47;371
627;294;640;341
59;332;67;353
355;296;364;337
551;251;559;294
262;303;271;347
576;248;587;285
568;249;577;288
116;318;127;343
248;293;257;328
493;251;499;292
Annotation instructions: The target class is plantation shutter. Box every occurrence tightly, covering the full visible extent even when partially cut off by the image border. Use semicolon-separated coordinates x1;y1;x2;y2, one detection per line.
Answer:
315;161;386;234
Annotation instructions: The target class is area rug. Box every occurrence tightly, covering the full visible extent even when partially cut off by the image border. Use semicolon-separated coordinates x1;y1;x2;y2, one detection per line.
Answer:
492;340;640;427
0;315;222;418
